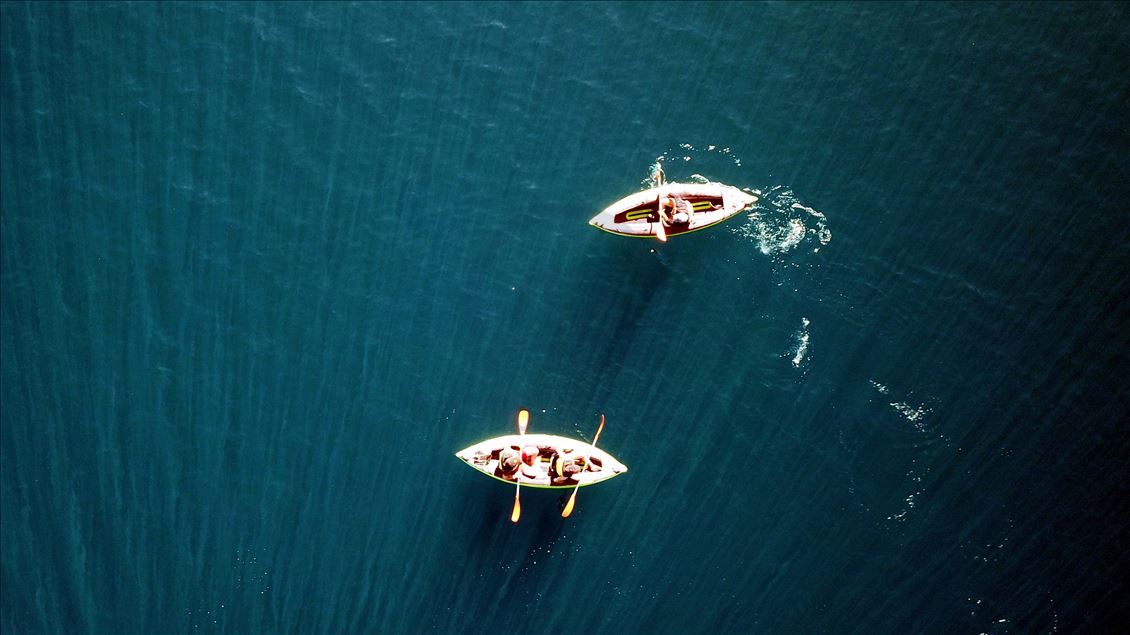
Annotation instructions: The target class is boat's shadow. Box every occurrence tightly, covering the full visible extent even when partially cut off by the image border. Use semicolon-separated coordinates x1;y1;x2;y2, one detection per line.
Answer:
452;475;572;551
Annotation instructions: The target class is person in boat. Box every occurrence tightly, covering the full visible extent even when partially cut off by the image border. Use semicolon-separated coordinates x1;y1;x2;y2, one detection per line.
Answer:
659;194;693;227
494;447;522;480
548;450;585;486
519;446;546;480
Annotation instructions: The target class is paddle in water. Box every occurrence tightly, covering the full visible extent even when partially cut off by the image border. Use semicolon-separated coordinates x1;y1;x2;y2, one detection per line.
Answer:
510;409;530;523
651;163;668;243
561;413;605;518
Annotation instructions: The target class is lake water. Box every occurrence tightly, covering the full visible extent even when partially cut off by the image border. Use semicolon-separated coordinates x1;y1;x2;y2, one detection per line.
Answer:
2;2;1127;633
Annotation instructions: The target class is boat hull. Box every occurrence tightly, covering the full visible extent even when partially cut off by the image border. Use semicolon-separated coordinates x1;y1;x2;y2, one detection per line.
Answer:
455;433;628;489
588;182;757;239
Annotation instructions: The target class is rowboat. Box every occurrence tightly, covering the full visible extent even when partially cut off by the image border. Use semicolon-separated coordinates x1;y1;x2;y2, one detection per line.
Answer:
455;433;628;489
457;410;624;522
588;181;757;239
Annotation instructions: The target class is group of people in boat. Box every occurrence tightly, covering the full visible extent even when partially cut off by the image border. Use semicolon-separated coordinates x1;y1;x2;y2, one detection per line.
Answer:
651;162;694;228
476;444;603;486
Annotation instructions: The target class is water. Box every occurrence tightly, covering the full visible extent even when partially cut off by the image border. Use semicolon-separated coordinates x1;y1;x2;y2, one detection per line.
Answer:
2;2;1127;633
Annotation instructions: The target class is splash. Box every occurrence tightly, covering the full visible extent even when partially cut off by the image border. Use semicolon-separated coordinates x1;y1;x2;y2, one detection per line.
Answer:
730;186;832;256
663;142;742;167
886;461;927;523
642;148;832;258
891;401;932;429
869;382;950;525
791;318;810;367
871;380;934;434
642;143;745;188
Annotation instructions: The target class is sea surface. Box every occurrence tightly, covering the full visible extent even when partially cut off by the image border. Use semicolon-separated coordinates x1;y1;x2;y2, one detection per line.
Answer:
2;2;1128;633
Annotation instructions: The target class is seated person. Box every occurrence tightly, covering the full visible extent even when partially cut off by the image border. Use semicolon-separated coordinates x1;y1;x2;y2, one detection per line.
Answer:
548;450;584;486
671;196;693;224
494;447;522;480
658;194;693;227
519;446;546;480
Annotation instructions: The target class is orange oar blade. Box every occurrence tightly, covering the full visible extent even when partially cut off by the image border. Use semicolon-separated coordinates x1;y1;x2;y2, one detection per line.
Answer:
518;409;529;434
561;487;579;518
592;414;606;447
511;495;521;523
562;414;606;519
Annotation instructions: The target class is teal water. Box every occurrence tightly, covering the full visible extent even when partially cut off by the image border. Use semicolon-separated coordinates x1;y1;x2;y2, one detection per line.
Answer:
2;2;1128;633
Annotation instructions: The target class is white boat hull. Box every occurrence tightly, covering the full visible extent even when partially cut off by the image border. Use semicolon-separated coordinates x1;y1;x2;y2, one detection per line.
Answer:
588;182;757;239
455;433;628;489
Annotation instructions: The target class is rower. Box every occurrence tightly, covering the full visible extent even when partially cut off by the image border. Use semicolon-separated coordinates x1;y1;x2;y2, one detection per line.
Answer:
519;446;545;480
494;447;521;480
548;449;584;486
671;195;692;225
659;194;693;227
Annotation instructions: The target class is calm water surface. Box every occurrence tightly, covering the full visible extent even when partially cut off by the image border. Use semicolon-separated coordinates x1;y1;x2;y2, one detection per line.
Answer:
2;2;1127;633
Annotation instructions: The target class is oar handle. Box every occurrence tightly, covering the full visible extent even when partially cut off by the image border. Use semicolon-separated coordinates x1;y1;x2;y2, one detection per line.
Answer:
562;414;605;518
511;408;530;523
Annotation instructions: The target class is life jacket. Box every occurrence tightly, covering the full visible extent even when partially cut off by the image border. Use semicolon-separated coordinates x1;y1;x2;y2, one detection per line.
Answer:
549;454;566;478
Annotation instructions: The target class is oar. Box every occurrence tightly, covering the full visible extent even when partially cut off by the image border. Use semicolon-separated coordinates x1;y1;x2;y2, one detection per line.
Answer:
561;413;605;518
655;189;668;243
510;409;530;523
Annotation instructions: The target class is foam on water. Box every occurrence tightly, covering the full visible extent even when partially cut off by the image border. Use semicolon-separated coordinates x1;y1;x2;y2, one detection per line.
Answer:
642;146;834;260
791;317;810;367
730;186;832;257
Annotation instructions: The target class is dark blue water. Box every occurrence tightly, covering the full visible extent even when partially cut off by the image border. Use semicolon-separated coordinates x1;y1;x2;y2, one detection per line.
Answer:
2;2;1128;633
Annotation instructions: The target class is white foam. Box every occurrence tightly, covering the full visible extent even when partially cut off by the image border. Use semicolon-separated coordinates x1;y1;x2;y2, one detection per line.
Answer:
730;186;831;257
792;318;810;367
790;202;826;219
891;401;932;432
773;220;800;253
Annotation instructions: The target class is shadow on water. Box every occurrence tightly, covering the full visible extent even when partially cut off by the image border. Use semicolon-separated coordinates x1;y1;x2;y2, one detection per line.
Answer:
552;241;674;404
441;473;574;628
450;473;570;555
560;233;735;406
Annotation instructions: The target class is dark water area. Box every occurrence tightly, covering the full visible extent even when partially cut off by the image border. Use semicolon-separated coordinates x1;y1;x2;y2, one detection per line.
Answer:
2;2;1128;633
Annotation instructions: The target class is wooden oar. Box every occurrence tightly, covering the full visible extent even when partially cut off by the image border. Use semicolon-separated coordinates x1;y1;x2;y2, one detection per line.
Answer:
650;162;669;243
561;414;605;518
510;409;530;523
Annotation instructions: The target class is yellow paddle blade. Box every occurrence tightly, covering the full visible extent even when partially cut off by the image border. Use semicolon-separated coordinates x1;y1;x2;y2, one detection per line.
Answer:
511;473;523;523
518;409;529;434
562;414;605;518
561;487;579;518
